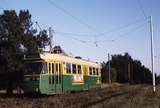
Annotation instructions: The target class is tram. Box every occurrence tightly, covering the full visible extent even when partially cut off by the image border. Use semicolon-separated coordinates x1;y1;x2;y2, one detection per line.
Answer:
23;50;101;95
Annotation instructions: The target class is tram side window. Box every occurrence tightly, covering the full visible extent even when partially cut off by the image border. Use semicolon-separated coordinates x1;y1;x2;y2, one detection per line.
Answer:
59;64;61;73
48;63;51;74
72;64;76;74
93;67;96;75
66;63;71;74
89;67;92;75
56;64;58;72
59;64;61;84
55;63;59;84
77;65;82;74
52;63;54;74
96;68;99;75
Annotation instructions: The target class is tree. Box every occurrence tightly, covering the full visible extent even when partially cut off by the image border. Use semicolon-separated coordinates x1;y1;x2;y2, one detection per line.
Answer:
101;62;117;83
156;75;160;84
0;10;49;94
101;53;152;84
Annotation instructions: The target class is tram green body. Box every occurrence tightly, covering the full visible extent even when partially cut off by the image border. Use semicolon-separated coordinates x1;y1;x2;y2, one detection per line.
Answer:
23;53;101;95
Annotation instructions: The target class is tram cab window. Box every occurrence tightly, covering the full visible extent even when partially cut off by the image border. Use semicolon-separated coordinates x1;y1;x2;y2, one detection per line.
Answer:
24;62;48;75
93;67;96;75
42;63;48;74
72;64;76;74
77;65;82;74
89;67;92;75
66;63;71;74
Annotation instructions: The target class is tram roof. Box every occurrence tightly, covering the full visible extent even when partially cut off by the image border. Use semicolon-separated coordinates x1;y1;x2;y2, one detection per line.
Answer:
39;53;101;68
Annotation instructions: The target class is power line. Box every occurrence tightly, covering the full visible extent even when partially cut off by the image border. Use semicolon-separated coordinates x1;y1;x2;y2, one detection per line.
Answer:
55;17;149;38
47;0;97;33
153;31;160;60
55;31;95;37
56;20;148;47
55;20;149;45
137;0;147;18
47;0;100;46
95;17;149;37
112;21;149;41
56;33;94;45
98;20;149;42
46;0;150;44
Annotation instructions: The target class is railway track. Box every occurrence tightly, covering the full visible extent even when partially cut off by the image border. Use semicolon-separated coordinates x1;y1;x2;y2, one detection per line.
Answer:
80;84;147;108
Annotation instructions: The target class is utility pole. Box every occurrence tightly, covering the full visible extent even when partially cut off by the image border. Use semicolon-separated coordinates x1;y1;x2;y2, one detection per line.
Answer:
128;62;130;84
49;27;54;53
149;16;156;93
108;53;111;84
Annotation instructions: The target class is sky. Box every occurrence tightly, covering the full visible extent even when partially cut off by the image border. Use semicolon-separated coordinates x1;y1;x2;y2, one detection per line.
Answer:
0;0;160;74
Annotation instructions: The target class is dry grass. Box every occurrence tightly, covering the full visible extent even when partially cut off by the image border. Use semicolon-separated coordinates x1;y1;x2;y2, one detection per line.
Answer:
0;84;160;108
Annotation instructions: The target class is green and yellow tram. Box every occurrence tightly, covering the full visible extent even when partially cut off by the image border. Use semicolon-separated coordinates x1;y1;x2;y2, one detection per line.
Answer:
23;52;101;95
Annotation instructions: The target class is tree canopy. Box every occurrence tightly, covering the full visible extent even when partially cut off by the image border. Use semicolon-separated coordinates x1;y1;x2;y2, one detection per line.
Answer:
0;10;49;91
101;53;153;84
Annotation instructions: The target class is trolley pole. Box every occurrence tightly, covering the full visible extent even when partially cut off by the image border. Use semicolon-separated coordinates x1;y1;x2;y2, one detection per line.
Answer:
149;16;156;93
108;53;111;84
49;27;54;53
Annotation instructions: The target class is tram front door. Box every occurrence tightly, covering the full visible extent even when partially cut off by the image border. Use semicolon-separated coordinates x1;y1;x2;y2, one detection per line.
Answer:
49;62;62;93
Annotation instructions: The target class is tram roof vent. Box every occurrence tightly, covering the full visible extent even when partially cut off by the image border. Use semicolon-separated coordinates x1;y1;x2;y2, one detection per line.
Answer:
75;56;82;59
52;45;68;56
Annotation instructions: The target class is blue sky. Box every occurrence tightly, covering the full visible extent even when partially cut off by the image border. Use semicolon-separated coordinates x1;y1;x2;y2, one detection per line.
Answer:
0;0;160;74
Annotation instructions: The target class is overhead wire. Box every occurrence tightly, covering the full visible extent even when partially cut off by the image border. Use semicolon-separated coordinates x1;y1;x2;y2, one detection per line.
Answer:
55;17;149;38
47;0;101;46
55;31;95;37
137;0;147;18
137;0;160;69
46;0;150;47
153;29;160;59
56;20;149;47
56;34;94;46
47;0;97;33
95;17;149;37
137;0;160;61
98;20;149;43
55;18;150;46
111;21;149;41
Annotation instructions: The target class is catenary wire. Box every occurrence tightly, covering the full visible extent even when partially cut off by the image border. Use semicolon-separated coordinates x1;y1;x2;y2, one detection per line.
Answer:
137;0;147;18
55;17;149;38
95;17;149;37
97;20;149;42
47;0;97;33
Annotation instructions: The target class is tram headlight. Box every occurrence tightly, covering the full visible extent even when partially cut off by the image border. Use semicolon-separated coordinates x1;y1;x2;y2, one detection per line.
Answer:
36;88;39;92
24;77;30;81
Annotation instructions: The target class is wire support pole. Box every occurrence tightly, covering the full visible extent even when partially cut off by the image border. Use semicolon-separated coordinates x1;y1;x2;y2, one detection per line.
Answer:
149;16;156;93
108;53;111;84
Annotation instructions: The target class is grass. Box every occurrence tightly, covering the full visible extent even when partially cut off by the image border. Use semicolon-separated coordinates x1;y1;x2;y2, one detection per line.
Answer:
0;84;160;108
